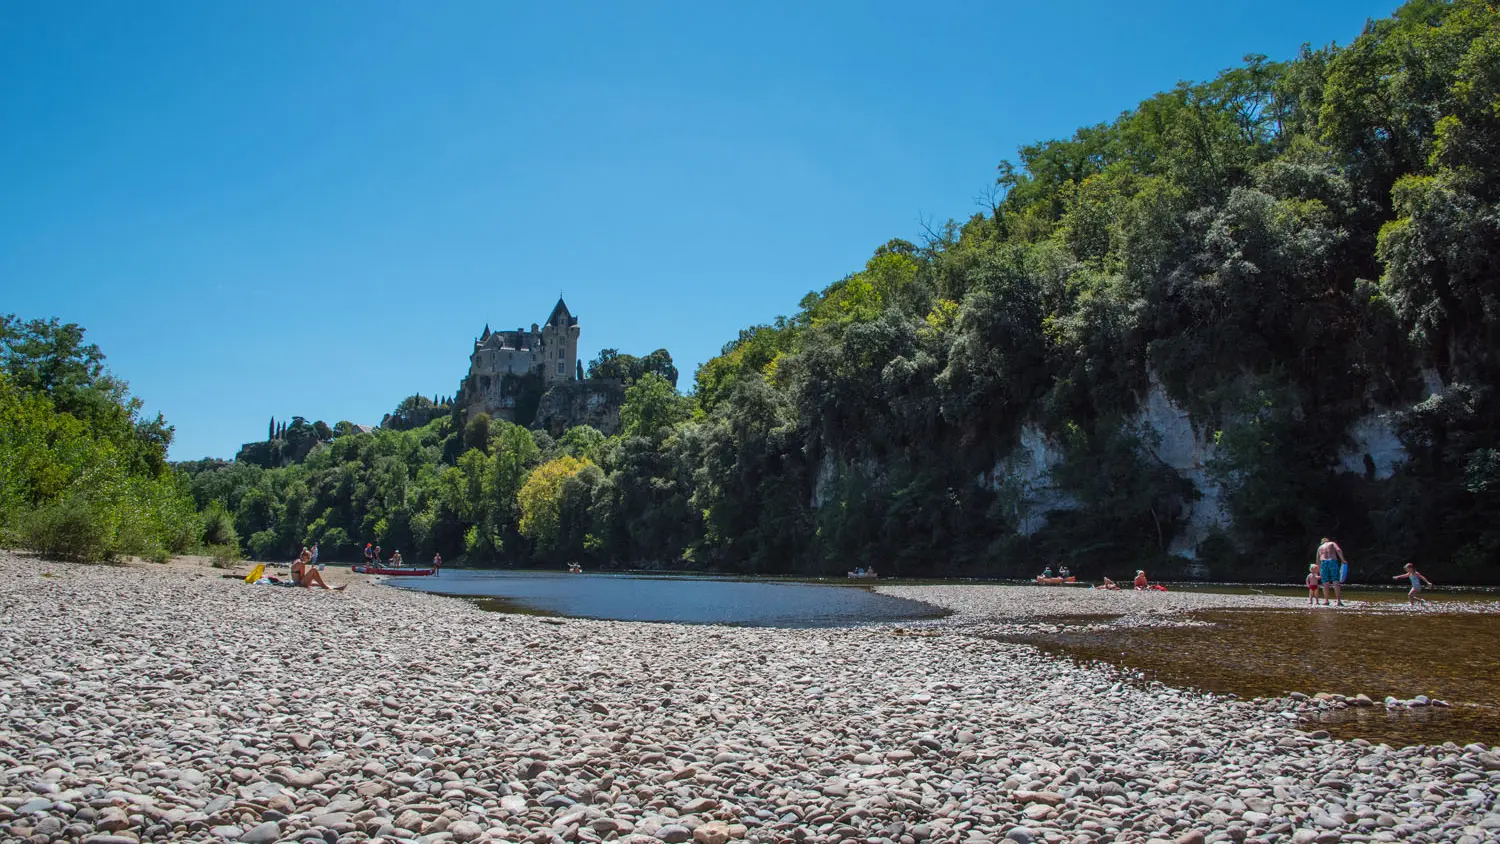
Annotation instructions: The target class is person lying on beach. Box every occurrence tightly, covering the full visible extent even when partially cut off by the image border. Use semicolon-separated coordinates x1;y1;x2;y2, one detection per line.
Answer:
1095;577;1120;590
1393;563;1431;606
291;550;345;590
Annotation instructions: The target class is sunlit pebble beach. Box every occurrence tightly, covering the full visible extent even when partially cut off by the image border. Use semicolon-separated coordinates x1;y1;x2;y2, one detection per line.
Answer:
2;553;1497;844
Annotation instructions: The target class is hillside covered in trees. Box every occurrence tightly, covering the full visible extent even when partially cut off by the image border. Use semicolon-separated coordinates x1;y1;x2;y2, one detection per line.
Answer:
169;0;1500;581
0;316;199;561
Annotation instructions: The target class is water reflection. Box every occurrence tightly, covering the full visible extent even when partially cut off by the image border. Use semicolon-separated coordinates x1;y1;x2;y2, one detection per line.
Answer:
389;569;948;628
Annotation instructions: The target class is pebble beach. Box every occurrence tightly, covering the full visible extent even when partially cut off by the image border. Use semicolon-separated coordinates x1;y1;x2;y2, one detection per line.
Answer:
2;553;1497;844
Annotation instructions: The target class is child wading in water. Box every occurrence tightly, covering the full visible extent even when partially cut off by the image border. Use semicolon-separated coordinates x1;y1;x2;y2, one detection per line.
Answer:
1306;564;1321;605
1393;563;1432;606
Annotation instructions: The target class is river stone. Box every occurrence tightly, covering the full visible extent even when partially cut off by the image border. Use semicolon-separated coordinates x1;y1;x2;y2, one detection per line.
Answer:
395;810;424;832
240;820;281;843
271;767;325;787
1015;790;1064;806
96;807;130;832
448;820;483;842
1023;804;1054;821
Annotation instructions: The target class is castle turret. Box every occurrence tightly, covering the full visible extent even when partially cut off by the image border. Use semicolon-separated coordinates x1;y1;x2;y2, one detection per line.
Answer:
540;297;580;385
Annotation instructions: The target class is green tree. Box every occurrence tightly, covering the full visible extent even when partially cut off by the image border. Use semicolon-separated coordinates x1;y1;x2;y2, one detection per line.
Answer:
620;373;691;441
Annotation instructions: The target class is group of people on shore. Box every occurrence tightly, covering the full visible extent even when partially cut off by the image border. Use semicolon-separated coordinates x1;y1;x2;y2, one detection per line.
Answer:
1304;536;1433;607
360;542;442;570
1052;535;1436;606
1092;570;1161;591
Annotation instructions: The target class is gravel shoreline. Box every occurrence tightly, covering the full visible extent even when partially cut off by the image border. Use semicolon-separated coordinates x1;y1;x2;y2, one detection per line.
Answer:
2;553;1497;844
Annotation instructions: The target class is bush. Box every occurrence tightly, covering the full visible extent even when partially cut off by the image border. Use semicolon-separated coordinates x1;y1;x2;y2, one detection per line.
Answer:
201;500;239;548
205;543;240;569
17;497;113;562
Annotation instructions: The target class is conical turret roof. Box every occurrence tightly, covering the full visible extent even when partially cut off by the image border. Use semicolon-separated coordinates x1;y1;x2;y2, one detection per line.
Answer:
546;297;576;327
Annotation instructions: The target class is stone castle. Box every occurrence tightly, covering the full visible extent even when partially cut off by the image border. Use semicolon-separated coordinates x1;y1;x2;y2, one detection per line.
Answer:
459;298;625;435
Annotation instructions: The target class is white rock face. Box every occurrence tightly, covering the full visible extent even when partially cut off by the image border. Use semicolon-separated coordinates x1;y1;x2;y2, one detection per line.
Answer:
1134;377;1227;562
811;456;838;509
1339;414;1407;480
811;455;885;509
982;425;1077;535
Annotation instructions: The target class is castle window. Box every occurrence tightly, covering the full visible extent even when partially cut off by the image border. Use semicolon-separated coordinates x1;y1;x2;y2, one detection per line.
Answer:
557;361;564;375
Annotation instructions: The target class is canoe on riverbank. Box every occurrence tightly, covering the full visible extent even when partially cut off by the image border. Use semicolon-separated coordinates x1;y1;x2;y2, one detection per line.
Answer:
353;565;437;576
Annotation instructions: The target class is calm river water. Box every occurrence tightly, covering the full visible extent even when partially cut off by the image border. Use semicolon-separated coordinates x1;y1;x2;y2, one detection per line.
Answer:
388;569;946;627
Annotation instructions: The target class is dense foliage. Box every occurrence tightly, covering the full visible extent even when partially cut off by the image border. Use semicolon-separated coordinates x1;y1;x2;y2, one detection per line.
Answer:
0;316;199;561
179;1;1499;581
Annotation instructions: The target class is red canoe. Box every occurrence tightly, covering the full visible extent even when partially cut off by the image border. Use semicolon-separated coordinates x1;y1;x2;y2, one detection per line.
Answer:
352;565;438;576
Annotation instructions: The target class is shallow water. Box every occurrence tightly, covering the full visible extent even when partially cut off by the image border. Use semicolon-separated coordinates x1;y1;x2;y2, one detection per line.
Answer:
1003;608;1500;747
388;569;947;627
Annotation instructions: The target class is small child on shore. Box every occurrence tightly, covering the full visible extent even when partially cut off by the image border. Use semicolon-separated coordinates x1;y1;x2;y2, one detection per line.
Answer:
1393;563;1432;607
1306;564;1320;605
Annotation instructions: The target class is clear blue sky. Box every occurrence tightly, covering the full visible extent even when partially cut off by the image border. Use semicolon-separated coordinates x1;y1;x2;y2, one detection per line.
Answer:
0;0;1401;460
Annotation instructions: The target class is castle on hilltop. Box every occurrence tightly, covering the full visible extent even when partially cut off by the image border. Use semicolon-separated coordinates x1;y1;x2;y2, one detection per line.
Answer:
466;298;581;395
459;298;625;434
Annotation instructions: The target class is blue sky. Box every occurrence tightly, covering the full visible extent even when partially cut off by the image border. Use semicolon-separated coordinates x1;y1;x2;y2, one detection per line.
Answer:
0;0;1401;460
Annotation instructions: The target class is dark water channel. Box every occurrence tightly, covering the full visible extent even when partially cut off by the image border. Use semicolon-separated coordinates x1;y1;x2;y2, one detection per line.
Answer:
1003;608;1500;747
389;569;947;627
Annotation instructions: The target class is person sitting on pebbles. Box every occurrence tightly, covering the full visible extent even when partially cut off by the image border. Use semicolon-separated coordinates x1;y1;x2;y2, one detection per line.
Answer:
1133;570;1149;590
292;549;344;590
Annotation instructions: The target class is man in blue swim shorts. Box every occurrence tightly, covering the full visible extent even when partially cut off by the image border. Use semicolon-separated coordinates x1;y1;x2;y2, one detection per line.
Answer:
1316;537;1347;606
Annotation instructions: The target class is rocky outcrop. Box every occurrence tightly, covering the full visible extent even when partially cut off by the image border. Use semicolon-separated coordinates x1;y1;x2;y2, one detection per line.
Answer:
531;379;626;436
1134;375;1227;564
981;426;1077;536
1339;414;1407;480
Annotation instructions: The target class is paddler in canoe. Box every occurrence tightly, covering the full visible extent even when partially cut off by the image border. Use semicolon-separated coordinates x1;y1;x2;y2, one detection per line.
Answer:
1034;564;1077;585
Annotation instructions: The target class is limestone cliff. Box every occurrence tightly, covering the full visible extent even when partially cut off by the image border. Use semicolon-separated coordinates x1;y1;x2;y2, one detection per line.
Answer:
531;379;626;437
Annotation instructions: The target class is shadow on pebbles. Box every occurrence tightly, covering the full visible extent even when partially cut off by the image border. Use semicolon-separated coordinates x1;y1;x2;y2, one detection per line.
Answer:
0;553;1496;844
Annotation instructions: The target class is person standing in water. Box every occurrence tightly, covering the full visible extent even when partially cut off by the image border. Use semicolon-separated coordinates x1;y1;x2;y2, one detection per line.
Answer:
1393;563;1432;606
1316;537;1347;606
1306;564;1321;605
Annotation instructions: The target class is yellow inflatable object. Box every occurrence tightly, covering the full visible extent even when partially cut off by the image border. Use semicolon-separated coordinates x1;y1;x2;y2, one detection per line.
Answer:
244;564;265;584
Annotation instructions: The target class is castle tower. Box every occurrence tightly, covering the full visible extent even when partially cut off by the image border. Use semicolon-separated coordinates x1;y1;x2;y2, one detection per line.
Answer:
540;297;580;385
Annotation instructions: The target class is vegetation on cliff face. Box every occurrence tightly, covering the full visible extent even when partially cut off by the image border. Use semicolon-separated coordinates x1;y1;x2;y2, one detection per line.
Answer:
0;316;199;561
176;0;1498;580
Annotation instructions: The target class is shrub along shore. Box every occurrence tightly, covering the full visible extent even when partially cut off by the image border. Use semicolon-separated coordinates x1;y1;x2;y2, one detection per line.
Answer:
1;553;1497;844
